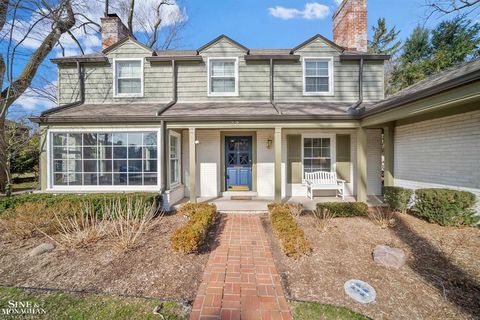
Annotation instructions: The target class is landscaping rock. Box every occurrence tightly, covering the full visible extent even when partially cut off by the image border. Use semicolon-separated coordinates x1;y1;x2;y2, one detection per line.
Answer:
373;245;406;269
29;243;55;257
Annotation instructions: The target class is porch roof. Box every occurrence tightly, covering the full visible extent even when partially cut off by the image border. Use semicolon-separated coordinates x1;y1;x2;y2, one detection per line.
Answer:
158;102;358;120
32;101;362;123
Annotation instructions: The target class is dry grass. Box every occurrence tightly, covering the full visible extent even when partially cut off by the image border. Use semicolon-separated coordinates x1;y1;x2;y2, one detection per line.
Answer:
288;203;304;219
312;207;335;231
40;198;161;251
104;197;161;251
368;206;396;229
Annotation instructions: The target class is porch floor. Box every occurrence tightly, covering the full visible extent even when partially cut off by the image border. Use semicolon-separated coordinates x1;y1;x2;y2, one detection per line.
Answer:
173;195;384;213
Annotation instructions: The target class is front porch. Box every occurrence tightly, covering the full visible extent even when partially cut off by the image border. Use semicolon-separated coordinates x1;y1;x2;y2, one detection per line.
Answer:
173;195;385;213
162;121;394;211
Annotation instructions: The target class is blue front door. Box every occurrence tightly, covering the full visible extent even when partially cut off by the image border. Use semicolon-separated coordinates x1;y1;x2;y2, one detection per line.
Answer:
225;136;252;191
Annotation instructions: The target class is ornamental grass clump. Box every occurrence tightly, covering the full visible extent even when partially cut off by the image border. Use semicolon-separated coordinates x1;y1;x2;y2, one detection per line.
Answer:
171;203;217;254
268;203;311;259
316;202;368;217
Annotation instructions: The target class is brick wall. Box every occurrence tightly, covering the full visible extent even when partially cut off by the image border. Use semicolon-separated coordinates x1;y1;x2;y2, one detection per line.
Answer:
394;110;480;212
332;0;367;52
101;14;130;50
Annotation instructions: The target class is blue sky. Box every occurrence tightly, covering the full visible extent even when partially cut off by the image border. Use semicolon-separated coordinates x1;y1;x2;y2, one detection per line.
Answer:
7;0;476;118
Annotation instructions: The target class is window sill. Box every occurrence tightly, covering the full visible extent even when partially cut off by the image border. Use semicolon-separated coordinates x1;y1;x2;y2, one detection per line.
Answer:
302;92;335;96
113;94;144;98
207;93;239;97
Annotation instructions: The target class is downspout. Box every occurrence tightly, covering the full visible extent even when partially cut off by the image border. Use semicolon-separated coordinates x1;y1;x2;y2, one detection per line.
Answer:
270;58;282;115
348;58;364;114
157;60;177;116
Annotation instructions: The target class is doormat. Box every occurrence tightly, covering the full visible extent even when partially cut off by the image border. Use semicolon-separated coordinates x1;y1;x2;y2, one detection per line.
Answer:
231;196;253;200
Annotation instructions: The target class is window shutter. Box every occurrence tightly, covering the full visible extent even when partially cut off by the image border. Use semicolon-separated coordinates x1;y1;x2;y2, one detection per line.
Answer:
287;135;302;184
336;134;351;182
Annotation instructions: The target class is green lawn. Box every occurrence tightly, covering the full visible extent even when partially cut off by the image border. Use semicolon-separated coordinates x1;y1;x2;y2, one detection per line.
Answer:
290;301;369;320
0;287;187;320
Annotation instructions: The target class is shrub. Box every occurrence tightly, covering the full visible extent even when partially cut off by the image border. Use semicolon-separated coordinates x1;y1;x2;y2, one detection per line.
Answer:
269;203;311;258
413;188;478;226
384;186;413;213
0;193;160;240
0;193;160;216
171;203;217;254
315;202;368;217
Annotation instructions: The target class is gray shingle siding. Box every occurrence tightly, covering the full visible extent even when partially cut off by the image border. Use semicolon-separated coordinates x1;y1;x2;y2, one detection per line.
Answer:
57;37;385;105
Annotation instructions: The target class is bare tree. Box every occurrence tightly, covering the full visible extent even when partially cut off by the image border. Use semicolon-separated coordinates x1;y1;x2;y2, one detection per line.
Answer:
425;0;480;16
0;0;76;193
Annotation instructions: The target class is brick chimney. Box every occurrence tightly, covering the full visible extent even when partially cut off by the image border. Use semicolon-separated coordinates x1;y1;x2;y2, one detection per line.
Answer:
332;0;367;52
101;13;130;50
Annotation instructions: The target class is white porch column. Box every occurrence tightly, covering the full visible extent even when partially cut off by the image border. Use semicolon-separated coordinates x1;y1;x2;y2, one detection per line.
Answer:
383;123;395;187
356;127;367;202
189;127;196;203
274;127;282;202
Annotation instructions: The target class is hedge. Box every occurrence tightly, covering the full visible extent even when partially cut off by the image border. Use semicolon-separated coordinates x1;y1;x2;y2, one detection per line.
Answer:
268;203;311;258
413;188;478;226
171;203;217;254
0;193;160;216
383;186;413;213
0;193;160;239
315;202;368;217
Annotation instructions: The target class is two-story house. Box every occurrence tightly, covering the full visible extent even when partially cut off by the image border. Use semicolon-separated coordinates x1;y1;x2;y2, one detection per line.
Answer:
32;0;480;211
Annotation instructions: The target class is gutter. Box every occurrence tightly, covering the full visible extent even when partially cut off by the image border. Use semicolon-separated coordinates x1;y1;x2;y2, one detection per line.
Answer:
32;61;85;123
348;58;364;114
156;60;177;116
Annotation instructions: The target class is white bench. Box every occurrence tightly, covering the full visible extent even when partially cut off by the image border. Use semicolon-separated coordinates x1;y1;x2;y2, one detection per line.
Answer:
305;171;345;200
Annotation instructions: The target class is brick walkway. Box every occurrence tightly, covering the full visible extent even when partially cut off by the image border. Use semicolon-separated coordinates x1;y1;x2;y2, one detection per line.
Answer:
190;214;292;320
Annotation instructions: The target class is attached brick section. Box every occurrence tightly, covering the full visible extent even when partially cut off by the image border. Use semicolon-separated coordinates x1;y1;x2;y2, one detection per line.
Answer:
101;14;130;50
332;0;367;52
190;214;292;320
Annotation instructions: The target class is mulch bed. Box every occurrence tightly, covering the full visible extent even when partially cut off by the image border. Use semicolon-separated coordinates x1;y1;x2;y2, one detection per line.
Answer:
262;212;480;320
0;213;217;301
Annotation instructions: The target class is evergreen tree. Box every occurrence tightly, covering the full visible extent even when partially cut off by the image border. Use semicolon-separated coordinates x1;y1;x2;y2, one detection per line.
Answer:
389;17;480;94
368;18;402;56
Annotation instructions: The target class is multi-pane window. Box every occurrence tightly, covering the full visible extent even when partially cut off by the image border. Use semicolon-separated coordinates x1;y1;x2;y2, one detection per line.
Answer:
303;137;331;175
115;60;143;96
209;59;237;95
52;131;157;187
169;133;181;186
304;59;332;94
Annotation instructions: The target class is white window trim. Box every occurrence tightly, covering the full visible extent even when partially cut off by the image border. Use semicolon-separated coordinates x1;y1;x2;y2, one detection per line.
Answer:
207;57;239;97
113;58;144;98
302;57;334;96
168;131;182;188
301;133;336;183
46;128;161;192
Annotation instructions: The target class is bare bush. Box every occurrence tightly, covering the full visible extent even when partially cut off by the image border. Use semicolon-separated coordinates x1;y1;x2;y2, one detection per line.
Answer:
288;203;304;219
313;207;335;231
368;206;396;229
103;197;162;251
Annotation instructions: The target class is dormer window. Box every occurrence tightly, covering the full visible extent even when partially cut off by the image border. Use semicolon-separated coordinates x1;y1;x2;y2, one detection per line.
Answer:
114;59;144;97
208;57;238;96
303;57;334;96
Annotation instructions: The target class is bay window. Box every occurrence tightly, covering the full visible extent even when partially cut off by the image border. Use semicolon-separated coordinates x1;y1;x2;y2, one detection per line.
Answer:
50;131;158;188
